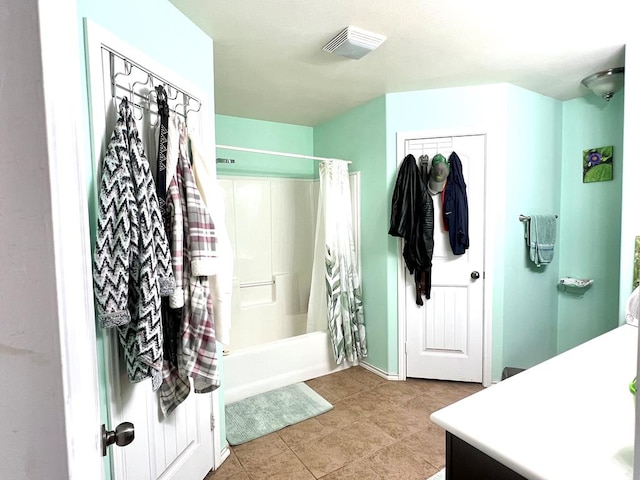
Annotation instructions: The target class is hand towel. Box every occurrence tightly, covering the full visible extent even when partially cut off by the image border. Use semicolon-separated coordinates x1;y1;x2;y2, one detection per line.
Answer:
528;215;556;267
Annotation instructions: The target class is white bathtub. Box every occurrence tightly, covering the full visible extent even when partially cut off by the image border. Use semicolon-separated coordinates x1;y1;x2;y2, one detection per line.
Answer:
222;331;351;404
219;173;364;404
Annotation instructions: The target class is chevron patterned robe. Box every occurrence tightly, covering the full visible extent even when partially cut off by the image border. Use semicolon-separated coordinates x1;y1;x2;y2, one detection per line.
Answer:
93;98;175;391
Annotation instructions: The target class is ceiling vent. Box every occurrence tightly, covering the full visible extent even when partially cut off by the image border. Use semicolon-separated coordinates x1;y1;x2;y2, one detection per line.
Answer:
322;26;386;60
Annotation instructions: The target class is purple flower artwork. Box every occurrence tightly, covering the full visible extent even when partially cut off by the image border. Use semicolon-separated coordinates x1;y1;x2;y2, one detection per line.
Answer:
583;146;613;183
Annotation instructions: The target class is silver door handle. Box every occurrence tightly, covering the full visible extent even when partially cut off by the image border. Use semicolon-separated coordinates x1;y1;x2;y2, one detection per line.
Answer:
102;422;135;456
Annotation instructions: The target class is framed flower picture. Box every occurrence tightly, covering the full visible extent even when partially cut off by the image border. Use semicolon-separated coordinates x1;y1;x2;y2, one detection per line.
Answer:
583;146;613;183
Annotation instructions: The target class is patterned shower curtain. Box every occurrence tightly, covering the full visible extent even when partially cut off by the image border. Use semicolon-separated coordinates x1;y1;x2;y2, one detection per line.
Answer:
308;160;367;364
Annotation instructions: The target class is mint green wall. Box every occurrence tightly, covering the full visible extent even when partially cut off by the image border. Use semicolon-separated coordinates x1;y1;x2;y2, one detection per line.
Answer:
75;1;215;476
501;86;562;370
77;2;214;98
313;97;389;372
557;93;624;353
215;115;314;178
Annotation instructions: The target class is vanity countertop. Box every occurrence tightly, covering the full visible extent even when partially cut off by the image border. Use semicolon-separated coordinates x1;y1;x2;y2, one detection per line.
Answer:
431;324;637;479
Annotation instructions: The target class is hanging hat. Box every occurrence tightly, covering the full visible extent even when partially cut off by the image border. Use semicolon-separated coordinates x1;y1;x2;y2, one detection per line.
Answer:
427;154;450;195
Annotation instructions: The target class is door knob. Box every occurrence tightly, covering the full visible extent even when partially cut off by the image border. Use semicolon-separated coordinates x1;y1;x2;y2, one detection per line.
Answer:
470;271;480;280
102;422;135;456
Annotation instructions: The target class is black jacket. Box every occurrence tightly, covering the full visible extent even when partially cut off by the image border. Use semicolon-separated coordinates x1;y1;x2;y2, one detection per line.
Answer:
389;154;434;305
443;152;469;255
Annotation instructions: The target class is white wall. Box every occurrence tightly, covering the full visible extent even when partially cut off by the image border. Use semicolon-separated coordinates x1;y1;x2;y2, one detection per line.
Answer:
624;40;640;479
621;43;640;321
0;3;68;478
0;1;101;478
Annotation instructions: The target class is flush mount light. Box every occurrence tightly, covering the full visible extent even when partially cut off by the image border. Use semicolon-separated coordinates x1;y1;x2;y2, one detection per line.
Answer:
322;26;387;60
581;67;625;101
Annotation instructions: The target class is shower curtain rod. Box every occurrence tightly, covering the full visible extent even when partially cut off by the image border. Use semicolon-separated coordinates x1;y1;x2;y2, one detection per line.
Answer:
215;144;351;164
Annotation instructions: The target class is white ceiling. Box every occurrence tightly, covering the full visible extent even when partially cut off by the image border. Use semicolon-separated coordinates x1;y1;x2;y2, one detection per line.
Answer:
169;0;629;127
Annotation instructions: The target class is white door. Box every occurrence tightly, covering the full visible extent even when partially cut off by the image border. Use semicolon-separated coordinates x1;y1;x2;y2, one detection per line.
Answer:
85;21;218;479
401;133;486;382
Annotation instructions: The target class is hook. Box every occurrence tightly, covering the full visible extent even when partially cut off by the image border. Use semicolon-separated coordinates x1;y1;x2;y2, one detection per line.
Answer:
174;93;188;118
117;95;142;122
113;59;133;85
132;101;144;121
186;98;202;115
111;52;134;104
131;72;154;96
165;84;179;101
116;95;142;123
146;90;160;129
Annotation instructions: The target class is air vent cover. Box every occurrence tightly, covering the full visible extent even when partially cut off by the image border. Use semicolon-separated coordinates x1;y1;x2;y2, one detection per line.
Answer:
322;26;386;60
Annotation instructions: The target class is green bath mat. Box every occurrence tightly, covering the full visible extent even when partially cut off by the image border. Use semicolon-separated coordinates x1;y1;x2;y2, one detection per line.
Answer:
225;382;333;445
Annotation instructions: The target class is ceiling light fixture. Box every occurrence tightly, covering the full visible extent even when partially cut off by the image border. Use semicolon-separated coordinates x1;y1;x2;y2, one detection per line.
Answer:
322;26;386;60
581;67;625;101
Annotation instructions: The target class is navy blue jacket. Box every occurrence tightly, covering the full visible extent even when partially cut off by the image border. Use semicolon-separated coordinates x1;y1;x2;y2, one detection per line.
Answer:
443;152;469;255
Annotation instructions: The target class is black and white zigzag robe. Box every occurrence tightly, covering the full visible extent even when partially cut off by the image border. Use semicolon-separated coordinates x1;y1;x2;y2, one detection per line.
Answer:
93;98;175;391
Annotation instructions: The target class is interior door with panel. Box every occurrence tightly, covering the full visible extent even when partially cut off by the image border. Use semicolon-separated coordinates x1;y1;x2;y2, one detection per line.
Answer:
401;133;486;383
85;21;219;479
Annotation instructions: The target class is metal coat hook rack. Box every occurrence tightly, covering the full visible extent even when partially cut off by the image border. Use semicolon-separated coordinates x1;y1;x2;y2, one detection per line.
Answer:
106;46;202;122
409;136;454;158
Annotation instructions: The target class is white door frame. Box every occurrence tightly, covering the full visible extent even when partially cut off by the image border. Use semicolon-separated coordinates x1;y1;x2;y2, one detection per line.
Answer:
395;128;493;388
37;1;103;478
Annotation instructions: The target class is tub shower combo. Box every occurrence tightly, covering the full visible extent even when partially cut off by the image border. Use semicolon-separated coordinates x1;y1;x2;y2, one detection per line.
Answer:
216;146;361;403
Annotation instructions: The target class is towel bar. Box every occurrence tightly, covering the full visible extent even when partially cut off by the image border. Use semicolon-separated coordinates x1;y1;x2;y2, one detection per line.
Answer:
519;214;558;222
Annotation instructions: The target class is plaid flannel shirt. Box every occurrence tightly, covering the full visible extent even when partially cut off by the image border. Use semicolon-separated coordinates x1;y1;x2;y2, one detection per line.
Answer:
158;118;220;416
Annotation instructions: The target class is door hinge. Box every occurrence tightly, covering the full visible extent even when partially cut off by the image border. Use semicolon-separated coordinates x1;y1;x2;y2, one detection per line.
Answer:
404;341;407;356
210;414;215;431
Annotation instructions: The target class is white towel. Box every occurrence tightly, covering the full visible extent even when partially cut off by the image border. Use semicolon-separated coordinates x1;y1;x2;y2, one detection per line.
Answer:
190;133;234;349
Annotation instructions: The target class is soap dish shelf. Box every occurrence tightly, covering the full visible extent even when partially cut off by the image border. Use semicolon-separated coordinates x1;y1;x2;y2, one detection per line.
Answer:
558;277;594;289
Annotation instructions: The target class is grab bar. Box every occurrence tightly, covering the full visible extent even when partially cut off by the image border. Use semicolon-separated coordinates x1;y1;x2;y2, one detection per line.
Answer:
239;280;275;289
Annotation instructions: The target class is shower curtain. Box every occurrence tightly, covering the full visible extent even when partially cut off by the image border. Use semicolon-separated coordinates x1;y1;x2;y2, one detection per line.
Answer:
307;160;367;364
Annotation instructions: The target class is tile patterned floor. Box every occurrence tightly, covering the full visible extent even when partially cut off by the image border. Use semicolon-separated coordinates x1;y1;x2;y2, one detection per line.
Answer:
206;366;483;480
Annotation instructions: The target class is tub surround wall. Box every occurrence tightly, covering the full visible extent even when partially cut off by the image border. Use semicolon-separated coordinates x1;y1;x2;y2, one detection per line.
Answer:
219;176;316;350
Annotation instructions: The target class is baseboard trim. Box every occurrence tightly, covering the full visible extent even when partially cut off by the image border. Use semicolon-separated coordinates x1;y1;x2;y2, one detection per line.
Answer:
360;361;400;381
216;445;231;470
